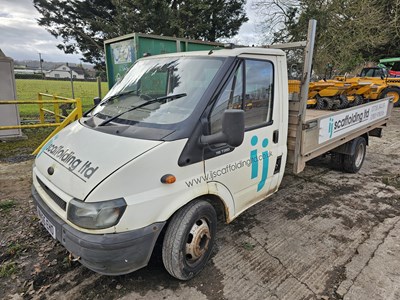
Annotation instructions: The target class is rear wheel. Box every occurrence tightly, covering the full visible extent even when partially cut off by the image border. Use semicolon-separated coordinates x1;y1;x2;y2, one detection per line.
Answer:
331;99;341;110
355;95;364;106
316;97;333;110
349;95;363;107
343;137;367;173
162;200;217;280
338;94;349;109
330;152;344;171
380;87;400;107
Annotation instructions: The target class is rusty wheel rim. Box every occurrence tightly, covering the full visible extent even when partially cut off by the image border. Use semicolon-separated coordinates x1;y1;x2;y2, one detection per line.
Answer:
185;218;211;264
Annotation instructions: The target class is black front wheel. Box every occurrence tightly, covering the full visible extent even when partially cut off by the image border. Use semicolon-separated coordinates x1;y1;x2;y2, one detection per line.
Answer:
162;200;217;280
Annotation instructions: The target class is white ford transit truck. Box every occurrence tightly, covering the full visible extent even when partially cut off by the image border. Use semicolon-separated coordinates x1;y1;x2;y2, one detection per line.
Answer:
32;21;393;280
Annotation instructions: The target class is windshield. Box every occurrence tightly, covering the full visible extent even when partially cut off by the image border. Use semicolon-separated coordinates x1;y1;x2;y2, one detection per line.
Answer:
92;56;224;125
360;68;388;77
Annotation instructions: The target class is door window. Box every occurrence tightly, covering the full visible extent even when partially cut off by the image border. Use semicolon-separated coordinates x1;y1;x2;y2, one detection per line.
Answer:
210;63;243;133
210;59;274;134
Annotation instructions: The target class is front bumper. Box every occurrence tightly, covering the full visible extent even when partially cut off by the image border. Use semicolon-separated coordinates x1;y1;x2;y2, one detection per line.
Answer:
32;185;166;275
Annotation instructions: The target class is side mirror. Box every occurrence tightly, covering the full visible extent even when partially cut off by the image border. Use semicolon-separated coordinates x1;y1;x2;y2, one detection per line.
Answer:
200;109;245;147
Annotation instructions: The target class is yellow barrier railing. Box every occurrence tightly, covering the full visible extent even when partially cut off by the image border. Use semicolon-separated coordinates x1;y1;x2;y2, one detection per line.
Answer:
0;93;83;155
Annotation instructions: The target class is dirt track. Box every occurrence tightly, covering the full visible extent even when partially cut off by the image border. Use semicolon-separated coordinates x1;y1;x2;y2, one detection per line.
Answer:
1;108;400;300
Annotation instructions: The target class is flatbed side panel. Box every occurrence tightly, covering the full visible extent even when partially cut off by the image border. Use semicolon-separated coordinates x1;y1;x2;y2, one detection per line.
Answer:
300;98;393;161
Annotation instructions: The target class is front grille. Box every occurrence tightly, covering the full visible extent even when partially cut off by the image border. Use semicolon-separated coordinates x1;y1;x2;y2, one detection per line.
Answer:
36;176;67;211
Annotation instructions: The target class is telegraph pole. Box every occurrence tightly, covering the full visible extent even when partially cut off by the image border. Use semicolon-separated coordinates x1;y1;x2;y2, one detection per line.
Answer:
38;53;43;78
69;69;75;99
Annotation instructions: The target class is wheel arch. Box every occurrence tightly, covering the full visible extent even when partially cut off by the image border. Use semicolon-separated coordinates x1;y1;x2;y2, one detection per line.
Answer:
386;85;400;90
163;183;234;227
152;193;227;268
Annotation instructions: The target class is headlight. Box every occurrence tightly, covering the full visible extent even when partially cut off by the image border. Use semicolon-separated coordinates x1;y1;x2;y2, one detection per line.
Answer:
67;198;127;229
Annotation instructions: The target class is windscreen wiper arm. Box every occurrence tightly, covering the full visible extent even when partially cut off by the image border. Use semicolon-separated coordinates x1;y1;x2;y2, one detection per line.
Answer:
100;90;138;106
83;91;136;117
98;93;187;126
83;90;138;117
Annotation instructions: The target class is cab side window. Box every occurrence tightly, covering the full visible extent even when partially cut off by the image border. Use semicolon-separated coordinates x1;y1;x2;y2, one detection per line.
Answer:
210;64;243;133
210;59;274;134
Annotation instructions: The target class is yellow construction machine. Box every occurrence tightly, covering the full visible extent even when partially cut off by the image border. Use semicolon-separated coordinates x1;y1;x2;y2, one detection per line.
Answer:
288;76;400;110
335;76;400;107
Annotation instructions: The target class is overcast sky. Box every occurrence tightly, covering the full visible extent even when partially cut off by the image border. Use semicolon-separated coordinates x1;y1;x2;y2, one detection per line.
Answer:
0;0;261;64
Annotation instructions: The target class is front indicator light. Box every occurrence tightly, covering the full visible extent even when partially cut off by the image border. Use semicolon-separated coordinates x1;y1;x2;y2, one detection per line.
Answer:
161;174;176;184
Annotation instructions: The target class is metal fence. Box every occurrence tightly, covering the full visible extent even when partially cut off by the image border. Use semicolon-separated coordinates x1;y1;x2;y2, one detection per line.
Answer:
0;93;82;154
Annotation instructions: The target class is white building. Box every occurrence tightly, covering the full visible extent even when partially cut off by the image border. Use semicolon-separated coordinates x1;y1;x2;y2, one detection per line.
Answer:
45;64;85;79
14;65;41;75
14;68;39;75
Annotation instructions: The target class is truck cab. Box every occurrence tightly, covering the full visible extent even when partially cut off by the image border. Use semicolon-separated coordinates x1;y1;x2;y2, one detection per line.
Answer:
359;67;388;78
32;48;289;280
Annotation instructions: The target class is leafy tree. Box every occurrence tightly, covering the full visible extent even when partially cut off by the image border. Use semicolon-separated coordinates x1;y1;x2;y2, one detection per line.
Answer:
34;0;248;69
255;0;400;75
34;0;116;68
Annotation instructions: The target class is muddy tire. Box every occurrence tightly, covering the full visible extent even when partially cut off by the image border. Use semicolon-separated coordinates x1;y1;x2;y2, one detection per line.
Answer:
338;94;349;109
307;101;316;109
380;87;400;107
343;137;366;173
315;96;325;110
331;99;341;110
330;152;344;171
349;95;363;107
316;97;333;110
355;95;364;106
162;200;217;280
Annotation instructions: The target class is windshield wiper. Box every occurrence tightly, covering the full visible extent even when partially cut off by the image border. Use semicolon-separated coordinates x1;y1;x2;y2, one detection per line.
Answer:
82;90;138;118
100;90;138;106
98;93;187;126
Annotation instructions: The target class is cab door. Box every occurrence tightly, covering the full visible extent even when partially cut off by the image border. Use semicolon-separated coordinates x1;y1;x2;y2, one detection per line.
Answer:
204;55;284;216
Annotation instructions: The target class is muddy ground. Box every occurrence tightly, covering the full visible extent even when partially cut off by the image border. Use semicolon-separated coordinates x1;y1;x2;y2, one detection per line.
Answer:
1;108;399;300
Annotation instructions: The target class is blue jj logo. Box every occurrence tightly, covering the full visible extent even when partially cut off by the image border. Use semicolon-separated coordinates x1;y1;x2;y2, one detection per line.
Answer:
250;135;270;192
328;117;334;139
37;135;58;158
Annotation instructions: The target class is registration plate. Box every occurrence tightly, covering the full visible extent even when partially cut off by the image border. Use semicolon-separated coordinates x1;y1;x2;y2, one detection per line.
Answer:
37;207;56;239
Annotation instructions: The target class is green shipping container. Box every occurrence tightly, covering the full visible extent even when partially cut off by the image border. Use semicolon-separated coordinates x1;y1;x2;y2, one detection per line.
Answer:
104;33;223;89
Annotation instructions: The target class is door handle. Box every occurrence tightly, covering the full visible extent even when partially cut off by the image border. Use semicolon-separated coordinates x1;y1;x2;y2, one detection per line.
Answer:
273;130;279;144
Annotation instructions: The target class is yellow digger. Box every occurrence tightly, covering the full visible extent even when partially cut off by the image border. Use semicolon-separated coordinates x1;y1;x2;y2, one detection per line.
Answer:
335;76;400;107
288;77;400;110
289;80;360;110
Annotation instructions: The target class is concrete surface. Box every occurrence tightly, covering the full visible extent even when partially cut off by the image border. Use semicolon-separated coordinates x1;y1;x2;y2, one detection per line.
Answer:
1;109;399;300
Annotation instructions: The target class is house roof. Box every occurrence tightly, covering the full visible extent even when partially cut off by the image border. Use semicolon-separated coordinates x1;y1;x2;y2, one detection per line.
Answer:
53;64;85;75
70;66;85;75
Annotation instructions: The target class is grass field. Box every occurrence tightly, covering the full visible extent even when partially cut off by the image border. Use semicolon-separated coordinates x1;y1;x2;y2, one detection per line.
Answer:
15;79;109;117
0;79;109;158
